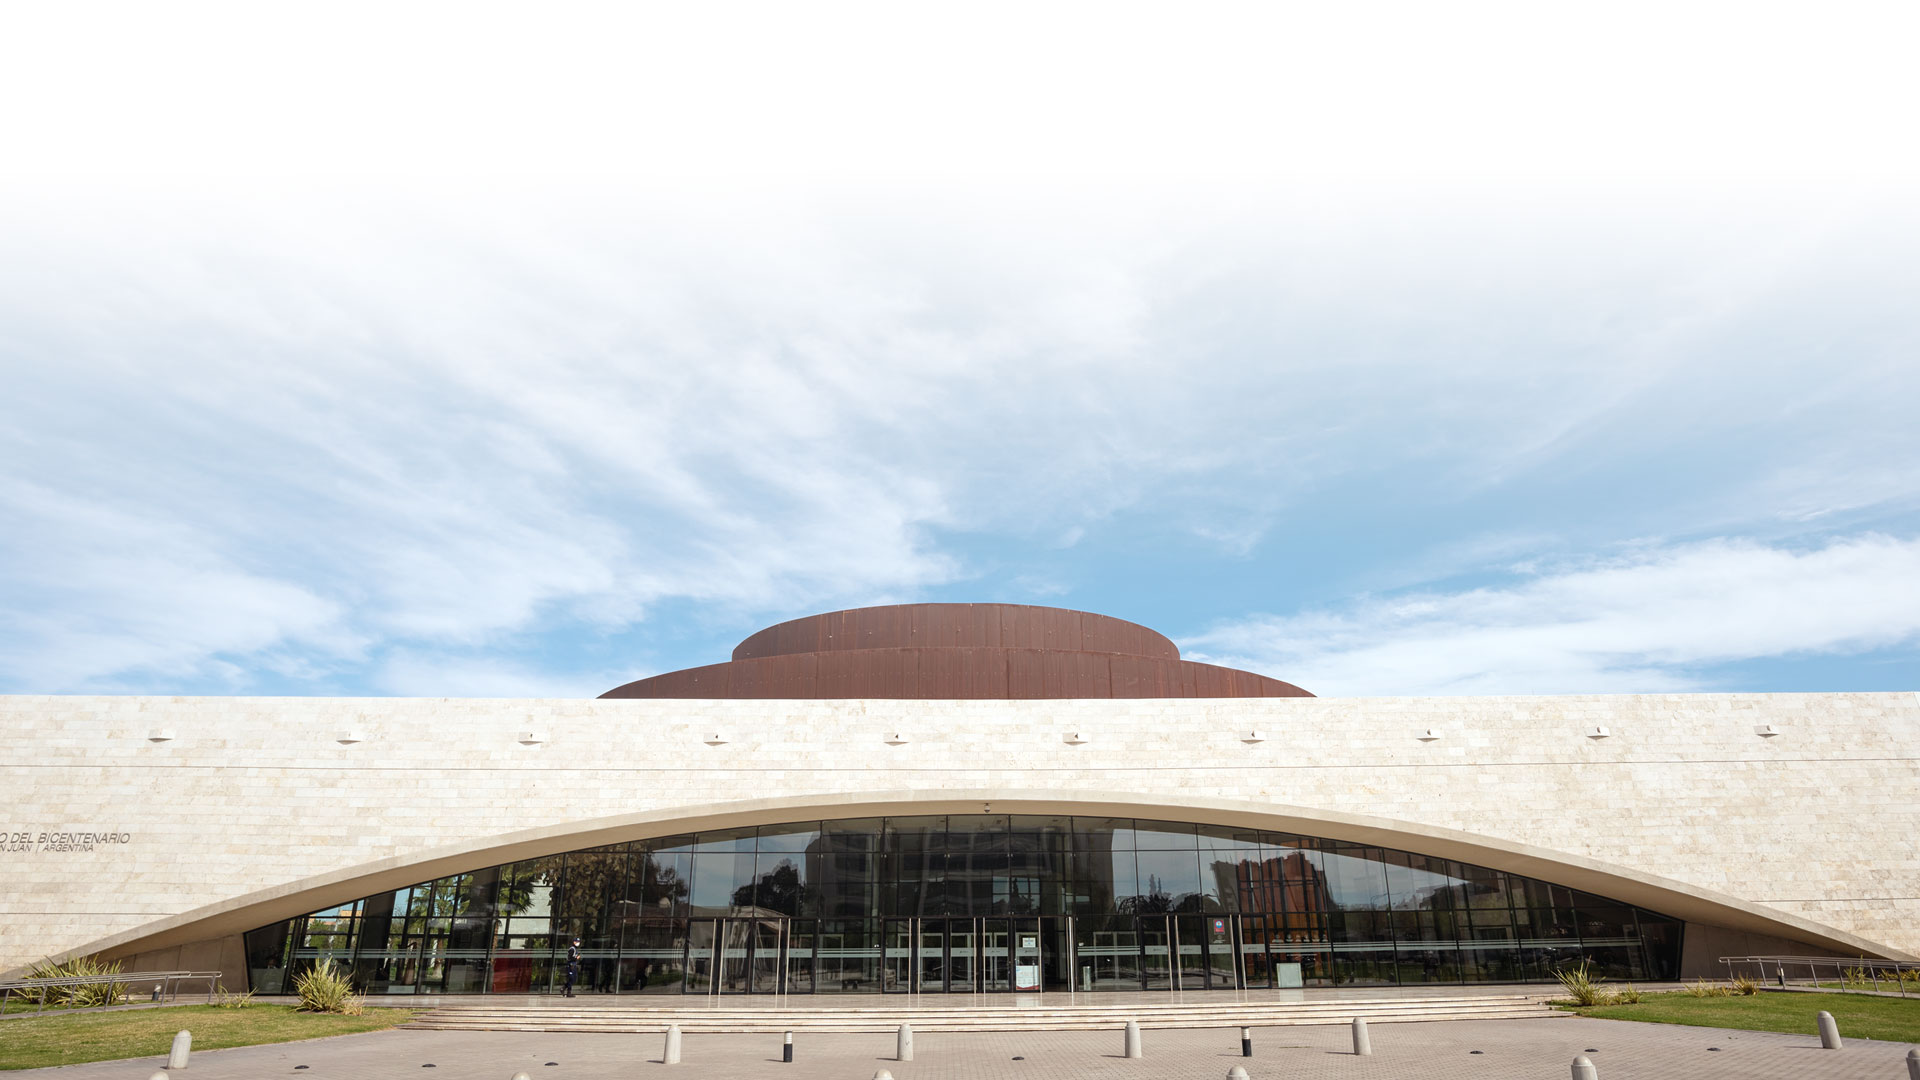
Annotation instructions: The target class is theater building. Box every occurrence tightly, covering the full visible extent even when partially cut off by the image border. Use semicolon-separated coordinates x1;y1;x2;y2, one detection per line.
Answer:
4;604;1916;996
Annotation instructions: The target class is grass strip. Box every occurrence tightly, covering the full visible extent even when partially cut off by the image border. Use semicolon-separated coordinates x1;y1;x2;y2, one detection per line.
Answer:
1566;990;1920;1043
0;1003;418;1071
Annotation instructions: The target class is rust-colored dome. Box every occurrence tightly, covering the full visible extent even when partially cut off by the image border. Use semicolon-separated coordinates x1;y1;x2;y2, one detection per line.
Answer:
600;603;1311;700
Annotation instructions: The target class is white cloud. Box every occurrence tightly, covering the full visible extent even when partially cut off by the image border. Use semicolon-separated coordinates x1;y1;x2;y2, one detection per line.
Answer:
0;179;1915;692
1182;535;1920;695
374;650;626;699
0;480;357;688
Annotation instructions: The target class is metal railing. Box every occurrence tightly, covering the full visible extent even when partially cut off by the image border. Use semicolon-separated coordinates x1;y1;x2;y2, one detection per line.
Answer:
0;971;223;1014
1720;955;1920;996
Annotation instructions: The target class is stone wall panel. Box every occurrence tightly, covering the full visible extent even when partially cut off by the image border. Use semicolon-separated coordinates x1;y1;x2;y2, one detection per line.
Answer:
2;692;1916;974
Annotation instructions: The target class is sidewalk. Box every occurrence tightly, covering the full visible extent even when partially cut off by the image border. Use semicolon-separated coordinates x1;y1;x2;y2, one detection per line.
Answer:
15;1015;1915;1080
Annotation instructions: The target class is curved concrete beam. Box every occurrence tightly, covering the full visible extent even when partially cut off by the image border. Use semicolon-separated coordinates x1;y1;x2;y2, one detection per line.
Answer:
35;788;1912;974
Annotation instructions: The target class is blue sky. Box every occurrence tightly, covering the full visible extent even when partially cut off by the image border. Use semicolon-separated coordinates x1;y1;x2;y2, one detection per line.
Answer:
2;2;1917;698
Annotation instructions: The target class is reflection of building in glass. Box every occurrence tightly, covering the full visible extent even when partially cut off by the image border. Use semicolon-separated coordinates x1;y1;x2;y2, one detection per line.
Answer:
248;815;1683;995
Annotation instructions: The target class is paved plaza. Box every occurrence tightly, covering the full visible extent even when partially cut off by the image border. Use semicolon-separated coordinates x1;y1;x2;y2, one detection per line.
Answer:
19;1017;1919;1080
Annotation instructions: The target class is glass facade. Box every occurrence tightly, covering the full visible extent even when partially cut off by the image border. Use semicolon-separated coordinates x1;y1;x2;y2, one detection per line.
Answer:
245;815;1681;994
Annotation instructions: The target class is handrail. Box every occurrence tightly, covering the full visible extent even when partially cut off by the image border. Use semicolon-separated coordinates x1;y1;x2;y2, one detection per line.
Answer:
0;970;223;1014
1720;955;1919;997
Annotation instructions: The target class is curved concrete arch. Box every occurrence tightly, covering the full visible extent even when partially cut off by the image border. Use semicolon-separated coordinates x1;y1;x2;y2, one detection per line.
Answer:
54;788;1913;975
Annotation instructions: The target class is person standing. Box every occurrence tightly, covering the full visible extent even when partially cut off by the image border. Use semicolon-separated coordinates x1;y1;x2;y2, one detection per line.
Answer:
564;937;581;997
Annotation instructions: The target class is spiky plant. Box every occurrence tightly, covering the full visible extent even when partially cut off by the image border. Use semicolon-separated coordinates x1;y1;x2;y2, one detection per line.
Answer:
23;956;127;1008
292;959;365;1015
1553;961;1608;1006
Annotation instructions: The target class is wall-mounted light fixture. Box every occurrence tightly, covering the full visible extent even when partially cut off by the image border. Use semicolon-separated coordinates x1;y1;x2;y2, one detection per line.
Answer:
146;729;175;742
518;731;547;745
1416;728;1441;741
1585;726;1611;739
1241;731;1266;743
337;731;365;744
884;732;909;745
704;733;728;745
1755;724;1782;737
1064;732;1090;745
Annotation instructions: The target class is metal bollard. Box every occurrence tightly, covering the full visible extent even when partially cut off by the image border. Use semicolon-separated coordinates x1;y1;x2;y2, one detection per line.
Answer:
168;1030;192;1070
1816;1010;1841;1049
1124;1019;1143;1058
1228;1067;1250;1080
874;1072;895;1080
662;1022;682;1064
1571;1054;1598;1080
782;1030;793;1063
897;1022;913;1061
147;1072;169;1080
1906;1047;1919;1080
1240;1025;1252;1057
511;1073;533;1080
1351;1016;1371;1056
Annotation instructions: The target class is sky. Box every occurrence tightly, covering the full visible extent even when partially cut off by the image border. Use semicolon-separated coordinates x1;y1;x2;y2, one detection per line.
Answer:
2;1;1917;698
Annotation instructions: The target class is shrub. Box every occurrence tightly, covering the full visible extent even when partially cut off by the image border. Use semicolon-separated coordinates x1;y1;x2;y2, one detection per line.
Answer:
22;955;127;1009
213;987;255;1008
1684;978;1733;998
1730;973;1760;996
292;959;365;1015
1554;961;1608;1006
1612;983;1642;1004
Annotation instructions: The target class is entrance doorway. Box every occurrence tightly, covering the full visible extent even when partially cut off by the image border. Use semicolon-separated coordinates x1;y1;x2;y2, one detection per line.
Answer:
1140;915;1238;990
687;914;1240;994
686;918;788;994
877;917;1058;993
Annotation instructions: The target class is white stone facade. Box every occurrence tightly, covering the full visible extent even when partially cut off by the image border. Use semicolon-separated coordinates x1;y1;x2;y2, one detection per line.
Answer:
3;691;1917;979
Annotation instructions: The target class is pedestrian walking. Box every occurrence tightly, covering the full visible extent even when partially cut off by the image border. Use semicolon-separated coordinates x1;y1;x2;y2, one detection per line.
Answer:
564;937;581;997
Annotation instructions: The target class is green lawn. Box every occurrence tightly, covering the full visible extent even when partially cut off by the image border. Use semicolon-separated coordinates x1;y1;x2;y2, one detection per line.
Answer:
1566;990;1920;1044
0;1004;419;1070
1815;980;1920;993
1;998;140;1015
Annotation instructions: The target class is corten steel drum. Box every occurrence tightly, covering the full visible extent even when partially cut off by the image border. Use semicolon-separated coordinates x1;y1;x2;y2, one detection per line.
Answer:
601;603;1311;700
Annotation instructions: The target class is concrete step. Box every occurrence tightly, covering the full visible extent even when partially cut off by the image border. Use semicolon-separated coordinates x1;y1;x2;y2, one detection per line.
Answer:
405;1012;1566;1033
412;999;1551;1014
405;992;1548;1013
403;1001;1555;1013
405;995;1564;1033
406;995;1549;1015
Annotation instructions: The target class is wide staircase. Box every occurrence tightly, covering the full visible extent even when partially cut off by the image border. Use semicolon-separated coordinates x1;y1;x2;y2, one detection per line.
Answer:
404;992;1565;1034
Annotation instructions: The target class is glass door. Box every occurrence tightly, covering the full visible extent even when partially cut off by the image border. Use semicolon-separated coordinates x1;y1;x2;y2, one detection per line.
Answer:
1075;915;1140;991
1012;918;1044;992
1042;917;1072;990
749;919;785;993
916;920;947;992
1239;915;1272;989
1141;917;1174;989
1201;915;1238;989
785;920;815;994
882;919;914;993
821;920;882;993
982;919;1011;991
1174;915;1208;989
948;919;978;992
684;919;717;993
718;919;752;992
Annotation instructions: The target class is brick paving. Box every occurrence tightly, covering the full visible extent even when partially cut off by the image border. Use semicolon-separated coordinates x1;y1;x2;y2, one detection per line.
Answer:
17;1017;1918;1079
